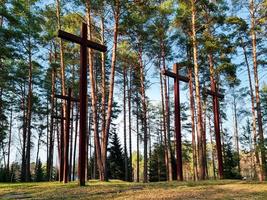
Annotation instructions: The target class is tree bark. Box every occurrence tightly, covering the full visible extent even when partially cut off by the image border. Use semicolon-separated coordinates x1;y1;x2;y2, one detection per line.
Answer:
160;72;170;181
138;47;148;183
128;66;133;181
233;89;241;174
7;108;12;172
161;42;173;181
191;0;205;180
241;39;259;178
47;67;55;180
85;0;104;181
250;0;266;181
102;0;120;181
188;67;198;181
123;65;128;181
136;93;140;182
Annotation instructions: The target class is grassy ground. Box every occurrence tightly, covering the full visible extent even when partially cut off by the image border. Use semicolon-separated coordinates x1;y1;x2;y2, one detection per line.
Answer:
1;180;267;199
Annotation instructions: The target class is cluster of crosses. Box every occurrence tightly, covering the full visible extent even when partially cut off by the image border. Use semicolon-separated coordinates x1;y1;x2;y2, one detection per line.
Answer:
162;63;224;181
55;22;224;186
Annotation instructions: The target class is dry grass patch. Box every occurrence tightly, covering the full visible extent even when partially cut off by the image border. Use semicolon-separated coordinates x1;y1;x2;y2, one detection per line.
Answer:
1;180;267;199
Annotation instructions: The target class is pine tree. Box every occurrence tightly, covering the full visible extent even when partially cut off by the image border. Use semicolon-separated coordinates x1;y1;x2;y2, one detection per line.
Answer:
107;130;124;180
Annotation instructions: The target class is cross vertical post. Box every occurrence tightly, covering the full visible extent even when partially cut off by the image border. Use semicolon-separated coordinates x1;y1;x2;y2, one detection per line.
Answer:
162;63;189;181
206;86;224;179
57;22;107;186
78;23;87;186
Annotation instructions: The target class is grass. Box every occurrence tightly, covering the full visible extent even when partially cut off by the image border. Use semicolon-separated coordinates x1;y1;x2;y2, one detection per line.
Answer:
1;179;267;199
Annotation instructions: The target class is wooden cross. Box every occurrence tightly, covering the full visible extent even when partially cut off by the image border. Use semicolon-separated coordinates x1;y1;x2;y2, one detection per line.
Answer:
58;23;107;186
54;88;79;183
206;85;224;179
162;63;189;181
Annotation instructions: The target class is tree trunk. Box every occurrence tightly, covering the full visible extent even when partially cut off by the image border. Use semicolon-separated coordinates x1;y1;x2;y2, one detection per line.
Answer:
208;114;216;179
7;108;12;172
188;67;198;181
102;0;120;181
250;0;266;181
241;39;259;178
136;93;140;182
138;47;148;183
25;38;33;182
85;0;104;181
128;66;133;182
160;72;170;181
123;65;128;181
72;105;78;181
56;0;67;181
21;81;27;182
191;0;205;180
47;67;55;180
233;89;241;174
202;95;208;179
161;43;173;181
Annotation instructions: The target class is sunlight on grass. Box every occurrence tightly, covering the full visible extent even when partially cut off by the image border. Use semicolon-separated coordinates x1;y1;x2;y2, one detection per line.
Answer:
1;180;267;199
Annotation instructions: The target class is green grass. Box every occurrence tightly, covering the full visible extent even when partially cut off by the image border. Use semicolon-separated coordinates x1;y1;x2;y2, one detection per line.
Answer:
1;180;267;199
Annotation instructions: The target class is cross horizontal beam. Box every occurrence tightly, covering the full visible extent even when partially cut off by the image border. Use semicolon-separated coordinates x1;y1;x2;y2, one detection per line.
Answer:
55;94;79;102
206;89;224;99
58;30;107;52
161;69;189;82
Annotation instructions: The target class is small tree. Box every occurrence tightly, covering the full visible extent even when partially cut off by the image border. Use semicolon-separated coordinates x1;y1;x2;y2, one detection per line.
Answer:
107;130;124;180
35;159;44;182
223;130;241;179
149;144;167;182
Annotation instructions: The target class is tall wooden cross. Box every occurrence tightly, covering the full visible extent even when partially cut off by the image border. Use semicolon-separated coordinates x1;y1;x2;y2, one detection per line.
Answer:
162;63;189;181
206;85;224;179
54;88;79;183
58;23;107;186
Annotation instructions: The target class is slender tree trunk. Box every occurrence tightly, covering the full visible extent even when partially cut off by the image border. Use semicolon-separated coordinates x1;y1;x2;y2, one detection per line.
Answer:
56;0;67;181
208;114;216;179
72;105;78;181
85;0;103;181
128;66;133;182
233;90;241;174
191;0;205;180
161;46;173;181
69;65;75;181
7;108;12;172
136;95;140;182
35;132;41;175
138;47;148;183
160;72;170;181
202;95;208;179
250;0;266;181
123;65;128;181
25;37;33;182
47;67;55;180
102;1;120;181
100;9;106;165
21;81;27;182
188;67;198;181
241;39;258;178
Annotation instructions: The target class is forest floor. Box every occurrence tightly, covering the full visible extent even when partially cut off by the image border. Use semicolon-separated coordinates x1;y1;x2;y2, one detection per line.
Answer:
1;179;267;199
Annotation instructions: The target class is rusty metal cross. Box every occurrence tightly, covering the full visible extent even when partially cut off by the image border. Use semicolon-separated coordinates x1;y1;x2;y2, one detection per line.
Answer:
206;86;224;179
57;23;107;186
162;63;189;181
